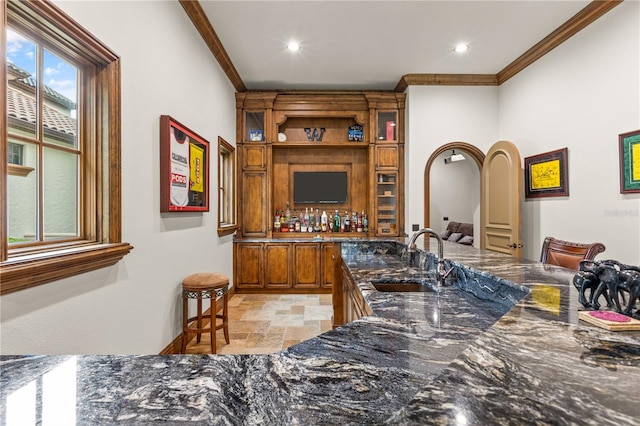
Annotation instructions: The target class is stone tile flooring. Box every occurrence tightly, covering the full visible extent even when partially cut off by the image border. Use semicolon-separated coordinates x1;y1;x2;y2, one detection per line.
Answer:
183;293;334;355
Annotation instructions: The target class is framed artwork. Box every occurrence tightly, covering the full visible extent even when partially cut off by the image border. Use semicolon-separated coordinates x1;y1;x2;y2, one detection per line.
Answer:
524;148;568;199
249;129;263;141
160;115;210;212
619;129;640;194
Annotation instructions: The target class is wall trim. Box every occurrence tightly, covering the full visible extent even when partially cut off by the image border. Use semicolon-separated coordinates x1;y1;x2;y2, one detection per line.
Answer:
395;1;622;92
179;0;247;92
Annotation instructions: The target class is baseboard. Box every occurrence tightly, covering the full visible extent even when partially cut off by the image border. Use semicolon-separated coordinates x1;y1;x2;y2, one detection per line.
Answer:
159;286;236;355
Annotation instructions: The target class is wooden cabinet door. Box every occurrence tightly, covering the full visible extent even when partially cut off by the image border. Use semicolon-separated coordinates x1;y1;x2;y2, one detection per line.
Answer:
375;145;398;169
242;145;266;170
235;243;263;289
321;243;334;289
241;171;267;237
293;243;320;288
265;243;291;288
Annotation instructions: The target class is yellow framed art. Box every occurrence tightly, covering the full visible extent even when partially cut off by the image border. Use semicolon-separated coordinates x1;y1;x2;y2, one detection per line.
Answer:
524;148;568;199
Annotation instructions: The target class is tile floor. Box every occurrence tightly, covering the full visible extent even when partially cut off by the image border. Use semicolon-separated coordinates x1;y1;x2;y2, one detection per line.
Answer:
183;293;334;355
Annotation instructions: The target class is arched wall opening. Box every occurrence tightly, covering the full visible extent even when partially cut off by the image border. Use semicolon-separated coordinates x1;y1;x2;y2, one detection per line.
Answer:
423;142;485;243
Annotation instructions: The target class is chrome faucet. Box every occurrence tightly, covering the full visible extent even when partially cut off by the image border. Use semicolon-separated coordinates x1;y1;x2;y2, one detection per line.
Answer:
408;228;452;288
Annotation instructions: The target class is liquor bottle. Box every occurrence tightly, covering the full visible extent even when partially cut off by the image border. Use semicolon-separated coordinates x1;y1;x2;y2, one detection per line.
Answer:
362;212;368;233
274;209;281;232
301;207;309;233
344;210;350;232
285;201;291;222
281;210;288;232
334;210;340;232
321;210;328;232
352;211;357;230
357;210;363;232
291;210;301;232
314;209;321;232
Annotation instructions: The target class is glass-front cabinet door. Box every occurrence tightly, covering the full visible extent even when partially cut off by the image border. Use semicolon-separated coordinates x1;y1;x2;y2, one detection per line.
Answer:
245;111;265;142
376;172;397;236
376;111;397;142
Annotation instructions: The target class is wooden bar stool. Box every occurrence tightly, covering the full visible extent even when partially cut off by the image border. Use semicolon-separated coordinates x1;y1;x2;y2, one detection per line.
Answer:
180;272;230;354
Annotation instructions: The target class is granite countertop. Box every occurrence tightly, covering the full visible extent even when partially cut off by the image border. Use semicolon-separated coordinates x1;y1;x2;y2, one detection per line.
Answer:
1;240;639;425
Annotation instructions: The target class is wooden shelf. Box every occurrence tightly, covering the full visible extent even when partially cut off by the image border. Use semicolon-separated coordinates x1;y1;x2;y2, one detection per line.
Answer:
273;141;368;148
270;231;371;239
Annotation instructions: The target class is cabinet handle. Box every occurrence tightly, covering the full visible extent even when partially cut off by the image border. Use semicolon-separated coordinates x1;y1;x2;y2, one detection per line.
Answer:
506;243;523;249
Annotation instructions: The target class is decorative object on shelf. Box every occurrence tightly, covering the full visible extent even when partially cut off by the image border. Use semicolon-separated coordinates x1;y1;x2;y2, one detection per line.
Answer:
160;115;210;212
249;129;263;141
524;148;568;199
618;129;640;193
348;124;364;142
278;132;287;142
386;121;395;141
573;259;640;317
304;127;325;142
578;310;640;331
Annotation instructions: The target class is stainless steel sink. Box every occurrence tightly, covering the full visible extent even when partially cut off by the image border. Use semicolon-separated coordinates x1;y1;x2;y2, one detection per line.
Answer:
372;282;435;292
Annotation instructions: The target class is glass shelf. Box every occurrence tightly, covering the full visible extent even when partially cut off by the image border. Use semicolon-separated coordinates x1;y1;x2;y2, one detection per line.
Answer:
376;172;397;236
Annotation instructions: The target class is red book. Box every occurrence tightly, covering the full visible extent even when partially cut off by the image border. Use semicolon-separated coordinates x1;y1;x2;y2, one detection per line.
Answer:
386;121;395;141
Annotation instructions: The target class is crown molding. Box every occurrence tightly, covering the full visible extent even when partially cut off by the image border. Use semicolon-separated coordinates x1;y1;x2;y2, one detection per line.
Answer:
180;0;621;94
179;0;247;92
395;0;622;92
394;74;498;92
497;0;622;84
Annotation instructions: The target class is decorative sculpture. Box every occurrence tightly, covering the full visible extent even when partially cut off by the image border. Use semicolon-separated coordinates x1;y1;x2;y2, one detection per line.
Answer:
304;127;325;142
573;260;640;317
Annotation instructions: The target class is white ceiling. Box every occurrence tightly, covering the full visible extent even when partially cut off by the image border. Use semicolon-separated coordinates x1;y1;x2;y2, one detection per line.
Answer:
198;0;592;91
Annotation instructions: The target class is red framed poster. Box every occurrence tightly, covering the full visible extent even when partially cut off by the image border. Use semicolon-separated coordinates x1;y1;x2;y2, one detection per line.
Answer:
160;115;210;212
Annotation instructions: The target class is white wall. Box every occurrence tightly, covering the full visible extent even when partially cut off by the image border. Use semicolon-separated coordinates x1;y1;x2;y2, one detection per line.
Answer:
429;151;479;239
406;2;639;266
498;1;640;264
1;1;237;354
405;85;498;235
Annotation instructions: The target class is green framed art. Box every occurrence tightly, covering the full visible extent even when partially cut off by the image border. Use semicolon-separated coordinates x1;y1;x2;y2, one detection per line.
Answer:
619;129;640;194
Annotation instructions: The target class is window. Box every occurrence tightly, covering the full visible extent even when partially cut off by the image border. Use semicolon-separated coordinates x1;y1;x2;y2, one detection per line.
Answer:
7;142;23;165
217;136;236;236
1;0;132;295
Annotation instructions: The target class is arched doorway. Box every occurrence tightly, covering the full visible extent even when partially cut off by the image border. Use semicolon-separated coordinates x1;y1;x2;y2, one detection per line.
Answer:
423;142;485;231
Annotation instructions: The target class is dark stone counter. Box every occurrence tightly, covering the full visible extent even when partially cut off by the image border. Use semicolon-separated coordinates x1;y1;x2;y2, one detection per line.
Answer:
1;240;638;425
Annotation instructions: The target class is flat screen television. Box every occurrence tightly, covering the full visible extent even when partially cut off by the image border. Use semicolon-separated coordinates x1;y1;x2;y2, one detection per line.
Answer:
293;171;348;204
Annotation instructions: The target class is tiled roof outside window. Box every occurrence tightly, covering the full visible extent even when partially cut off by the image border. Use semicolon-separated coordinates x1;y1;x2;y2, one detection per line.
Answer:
7;86;77;137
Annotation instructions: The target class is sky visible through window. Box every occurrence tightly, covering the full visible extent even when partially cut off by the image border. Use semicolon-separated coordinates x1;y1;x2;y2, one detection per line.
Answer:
6;28;78;107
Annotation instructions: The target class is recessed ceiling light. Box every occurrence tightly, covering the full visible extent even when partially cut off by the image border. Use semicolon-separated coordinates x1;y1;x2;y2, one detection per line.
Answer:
287;42;300;52
454;43;469;53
